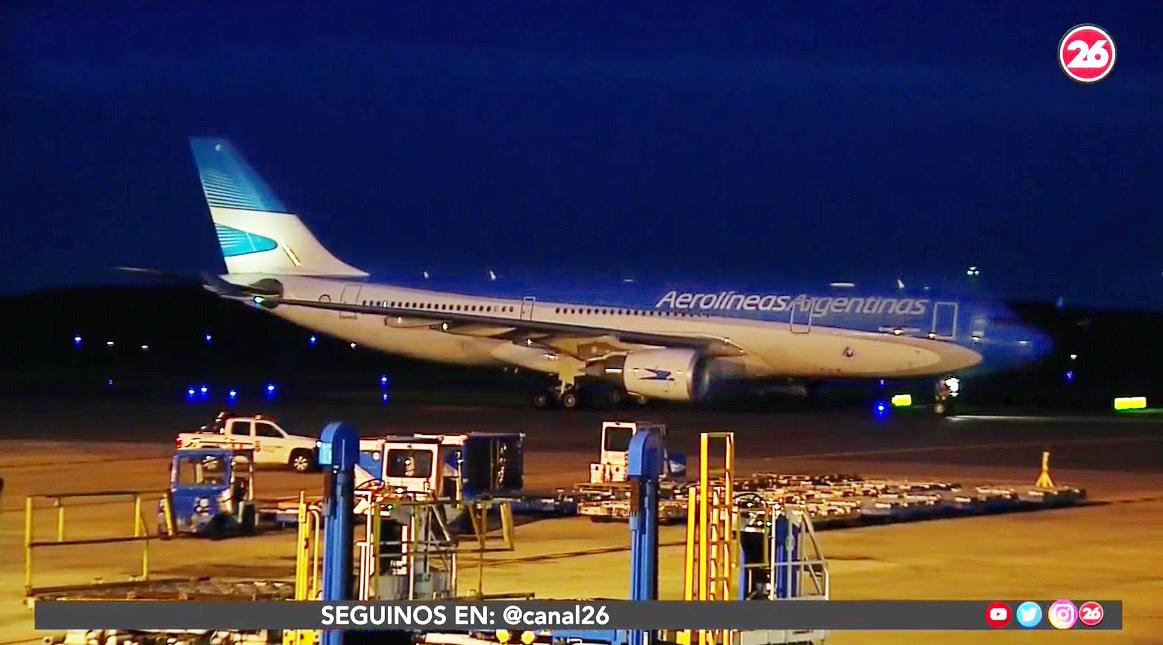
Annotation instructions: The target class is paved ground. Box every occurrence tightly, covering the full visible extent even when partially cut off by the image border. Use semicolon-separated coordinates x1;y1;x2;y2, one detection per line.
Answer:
2;398;1162;643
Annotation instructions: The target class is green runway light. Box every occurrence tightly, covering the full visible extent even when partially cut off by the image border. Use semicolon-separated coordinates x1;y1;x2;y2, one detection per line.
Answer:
1114;396;1147;411
890;394;913;408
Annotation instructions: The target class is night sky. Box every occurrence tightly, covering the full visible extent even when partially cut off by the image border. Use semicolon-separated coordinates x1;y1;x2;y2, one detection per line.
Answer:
3;3;1161;306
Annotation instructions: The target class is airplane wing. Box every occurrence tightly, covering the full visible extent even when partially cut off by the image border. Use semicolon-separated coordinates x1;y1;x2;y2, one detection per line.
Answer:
233;288;746;359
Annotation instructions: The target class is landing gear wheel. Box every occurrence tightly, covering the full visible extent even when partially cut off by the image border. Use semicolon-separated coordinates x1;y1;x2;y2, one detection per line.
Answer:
560;390;580;410
633;394;649;406
606;388;625;407
531;391;554;409
934;400;954;416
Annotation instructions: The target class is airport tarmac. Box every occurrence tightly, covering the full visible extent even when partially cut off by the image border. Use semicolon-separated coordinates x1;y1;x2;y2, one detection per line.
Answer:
2;397;1162;643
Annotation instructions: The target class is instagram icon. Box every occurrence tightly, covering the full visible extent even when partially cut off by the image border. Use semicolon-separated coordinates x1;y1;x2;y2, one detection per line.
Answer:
1048;600;1078;629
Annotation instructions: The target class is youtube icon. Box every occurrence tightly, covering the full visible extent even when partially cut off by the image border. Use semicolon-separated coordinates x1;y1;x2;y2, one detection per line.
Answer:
986;602;1011;628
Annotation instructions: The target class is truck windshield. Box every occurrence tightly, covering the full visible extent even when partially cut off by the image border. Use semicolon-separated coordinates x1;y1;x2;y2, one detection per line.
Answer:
605;428;633;452
175;455;228;487
386;449;433;478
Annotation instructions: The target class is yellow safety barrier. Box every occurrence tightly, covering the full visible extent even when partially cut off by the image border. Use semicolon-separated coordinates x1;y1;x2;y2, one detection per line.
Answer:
681;432;737;645
285;492;323;645
24;490;173;597
283;492;517;644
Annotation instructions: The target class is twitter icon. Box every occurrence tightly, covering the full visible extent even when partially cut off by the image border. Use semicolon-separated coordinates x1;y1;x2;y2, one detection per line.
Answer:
1016;602;1043;628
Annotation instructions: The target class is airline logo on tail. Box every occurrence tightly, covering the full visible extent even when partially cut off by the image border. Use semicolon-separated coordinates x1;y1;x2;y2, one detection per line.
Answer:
190;137;366;278
214;224;277;257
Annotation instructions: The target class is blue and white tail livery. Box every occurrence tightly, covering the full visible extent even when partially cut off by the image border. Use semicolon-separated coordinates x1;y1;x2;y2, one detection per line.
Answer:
192;137;1049;408
190;138;366;277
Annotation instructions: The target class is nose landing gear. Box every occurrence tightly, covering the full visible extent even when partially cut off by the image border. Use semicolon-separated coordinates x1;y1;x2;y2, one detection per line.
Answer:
934;376;961;416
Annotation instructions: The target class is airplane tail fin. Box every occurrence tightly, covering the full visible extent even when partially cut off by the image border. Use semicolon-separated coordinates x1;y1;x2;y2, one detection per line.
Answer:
189;137;367;277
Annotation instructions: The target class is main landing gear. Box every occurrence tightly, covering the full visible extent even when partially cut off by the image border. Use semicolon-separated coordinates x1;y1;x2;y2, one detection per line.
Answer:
531;381;648;410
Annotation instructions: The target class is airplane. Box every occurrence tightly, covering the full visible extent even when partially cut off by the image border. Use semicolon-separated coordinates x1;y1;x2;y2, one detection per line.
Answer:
188;137;1049;412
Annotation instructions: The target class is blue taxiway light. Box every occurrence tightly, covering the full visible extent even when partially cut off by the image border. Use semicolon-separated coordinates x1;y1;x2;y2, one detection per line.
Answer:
380;375;388;386
186;387;196;397
381;392;389;403
199;385;208;394
266;383;276;393
873;400;889;418
204;333;213;344
1065;370;1075;383
228;389;238;399
73;335;83;347
309;335;317;346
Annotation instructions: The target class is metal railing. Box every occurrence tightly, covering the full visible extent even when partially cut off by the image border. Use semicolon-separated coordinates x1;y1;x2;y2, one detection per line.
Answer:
24;490;173;597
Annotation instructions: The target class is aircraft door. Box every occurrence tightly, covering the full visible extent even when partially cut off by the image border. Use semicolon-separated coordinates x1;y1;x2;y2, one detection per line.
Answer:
519;296;536;321
339;285;362;319
789;305;812;334
931;301;958;339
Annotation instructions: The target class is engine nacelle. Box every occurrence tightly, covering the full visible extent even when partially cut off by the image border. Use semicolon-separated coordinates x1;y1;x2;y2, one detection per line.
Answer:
618;348;711;402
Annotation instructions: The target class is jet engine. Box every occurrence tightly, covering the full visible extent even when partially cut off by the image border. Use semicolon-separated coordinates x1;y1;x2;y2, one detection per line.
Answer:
587;348;714;402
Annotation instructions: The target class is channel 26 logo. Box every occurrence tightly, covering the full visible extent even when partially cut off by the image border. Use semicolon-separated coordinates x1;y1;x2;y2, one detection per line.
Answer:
1059;24;1115;83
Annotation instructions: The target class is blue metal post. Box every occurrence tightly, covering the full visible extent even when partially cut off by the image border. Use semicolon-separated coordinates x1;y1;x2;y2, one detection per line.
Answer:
318;421;360;645
626;428;663;645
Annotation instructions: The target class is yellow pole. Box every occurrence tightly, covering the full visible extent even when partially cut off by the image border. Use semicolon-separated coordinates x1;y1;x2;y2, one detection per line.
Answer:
477;504;486;597
134;494;148;580
1035;450;1055;489
161;492;175;537
724;434;734;602
369;496;381;600
55;498;64;542
698;434;709;603
295;492;308;600
312;509;321;600
683;486;696;600
24;497;33;595
133;494;142;537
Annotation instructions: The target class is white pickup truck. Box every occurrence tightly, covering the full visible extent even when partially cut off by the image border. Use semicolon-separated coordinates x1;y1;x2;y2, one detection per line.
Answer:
176;413;318;472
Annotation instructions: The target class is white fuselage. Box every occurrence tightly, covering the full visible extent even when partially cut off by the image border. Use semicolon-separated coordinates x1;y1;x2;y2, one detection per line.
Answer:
232;274;983;380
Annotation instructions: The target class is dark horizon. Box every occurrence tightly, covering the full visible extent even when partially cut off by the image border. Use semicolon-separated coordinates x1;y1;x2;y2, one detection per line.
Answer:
3;3;1162;307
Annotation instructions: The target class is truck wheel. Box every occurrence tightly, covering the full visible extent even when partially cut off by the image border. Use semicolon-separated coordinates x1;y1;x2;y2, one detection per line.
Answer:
289;449;314;473
207;516;228;541
240;507;257;535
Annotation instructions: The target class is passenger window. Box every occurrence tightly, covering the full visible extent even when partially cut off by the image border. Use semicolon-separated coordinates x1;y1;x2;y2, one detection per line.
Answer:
227;421;249;436
255;422;283;438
